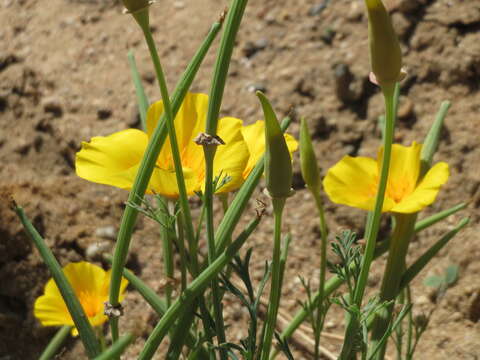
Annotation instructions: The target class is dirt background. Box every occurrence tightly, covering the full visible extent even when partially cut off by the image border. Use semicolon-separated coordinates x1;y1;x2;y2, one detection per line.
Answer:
1;0;480;359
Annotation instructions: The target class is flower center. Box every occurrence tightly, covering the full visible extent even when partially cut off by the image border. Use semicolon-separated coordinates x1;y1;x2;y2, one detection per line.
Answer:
78;290;102;318
386;177;414;203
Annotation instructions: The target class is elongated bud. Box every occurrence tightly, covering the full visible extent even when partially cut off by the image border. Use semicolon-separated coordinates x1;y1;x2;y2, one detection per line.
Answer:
256;92;293;199
122;0;150;13
365;0;402;87
122;0;151;30
300;118;321;192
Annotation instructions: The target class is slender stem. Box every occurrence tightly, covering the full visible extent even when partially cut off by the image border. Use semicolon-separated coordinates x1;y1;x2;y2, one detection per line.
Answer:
260;198;286;360
203;147;227;359
339;83;396;360
176;207;187;291
39;326;72;360
311;190;328;360
354;84;396;305
369;214;416;359
107;15;221;340
158;197;174;307
93;334;134;360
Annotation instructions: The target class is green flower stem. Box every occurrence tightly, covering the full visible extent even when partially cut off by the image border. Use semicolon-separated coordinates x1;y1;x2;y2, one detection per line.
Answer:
214;116;292;255
127;50;149;130
108;15;222;339
158;197;174;307
39;325;72;360
338;83;396;360
369;213;417;359
260;198;286;360
311;189;328;360
138;215;262;360
93;334;134;360
203;2;248;356
176;204;187;291
354;84;396;306
270;201;465;360
203;148;228;358
13;204;100;358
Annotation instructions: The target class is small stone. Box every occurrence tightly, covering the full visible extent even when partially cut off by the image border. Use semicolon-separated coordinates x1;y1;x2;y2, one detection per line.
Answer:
95;226;116;240
308;3;327;16
97;108;112;120
415;295;430;306
243;38;268;58
325;320;336;329
14;139;30;155
85;241;111;260
41;96;63;117
246;83;267;93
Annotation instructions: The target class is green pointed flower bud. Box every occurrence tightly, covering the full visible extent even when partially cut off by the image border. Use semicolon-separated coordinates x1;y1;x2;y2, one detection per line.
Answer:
256;92;293;199
122;0;150;13
300;118;321;192
365;0;402;87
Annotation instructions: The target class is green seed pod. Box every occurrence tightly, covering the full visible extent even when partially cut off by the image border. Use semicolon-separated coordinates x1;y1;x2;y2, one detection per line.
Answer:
299;118;321;192
122;0;150;13
365;0;402;87
256;91;293;199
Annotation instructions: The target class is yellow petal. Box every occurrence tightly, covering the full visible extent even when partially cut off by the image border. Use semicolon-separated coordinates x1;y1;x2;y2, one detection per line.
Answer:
378;142;422;203
390;162;449;213
34;292;72;327
323;155;396;211
76;129;148;190
241;120;298;179
63;262;107;296
212;117;250;193
147;92;208;168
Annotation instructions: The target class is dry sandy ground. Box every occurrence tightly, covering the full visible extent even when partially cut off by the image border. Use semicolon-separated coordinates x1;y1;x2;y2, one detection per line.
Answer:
1;0;480;358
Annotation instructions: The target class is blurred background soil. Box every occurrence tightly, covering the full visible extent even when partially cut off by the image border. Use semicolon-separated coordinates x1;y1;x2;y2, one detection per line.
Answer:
1;0;480;358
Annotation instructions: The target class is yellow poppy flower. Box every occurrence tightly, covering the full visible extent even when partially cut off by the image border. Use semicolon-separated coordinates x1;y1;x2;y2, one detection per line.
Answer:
75;92;250;198
323;142;449;213
34;262;128;336
241;120;298;179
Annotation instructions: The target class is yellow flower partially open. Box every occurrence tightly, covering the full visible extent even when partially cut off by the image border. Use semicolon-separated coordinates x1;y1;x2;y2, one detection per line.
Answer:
34;262;128;336
323;142;449;213
76;93;250;198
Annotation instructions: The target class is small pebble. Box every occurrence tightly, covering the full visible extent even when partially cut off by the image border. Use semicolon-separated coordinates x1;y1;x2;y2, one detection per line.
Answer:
308;3;327;16
86;241;111;260
246;83;267;93
41;96;63;117
95;225;116;240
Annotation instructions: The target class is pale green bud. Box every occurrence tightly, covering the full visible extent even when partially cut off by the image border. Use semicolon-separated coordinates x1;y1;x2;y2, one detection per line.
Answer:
122;0;150;13
299;118;321;192
365;0;402;87
256;91;293;199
